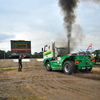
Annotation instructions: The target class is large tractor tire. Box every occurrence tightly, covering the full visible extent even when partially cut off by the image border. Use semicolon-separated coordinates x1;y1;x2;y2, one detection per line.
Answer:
46;62;52;71
63;61;76;75
70;61;77;74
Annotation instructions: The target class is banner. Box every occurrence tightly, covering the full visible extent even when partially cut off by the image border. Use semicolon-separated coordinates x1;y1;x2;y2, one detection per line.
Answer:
14;59;30;62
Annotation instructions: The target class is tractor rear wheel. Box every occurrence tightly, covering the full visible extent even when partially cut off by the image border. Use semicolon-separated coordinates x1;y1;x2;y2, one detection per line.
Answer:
46;62;52;71
70;61;77;74
63;61;75;75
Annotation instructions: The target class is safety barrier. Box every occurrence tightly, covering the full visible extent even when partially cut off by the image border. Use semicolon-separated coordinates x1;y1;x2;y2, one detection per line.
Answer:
0;58;43;68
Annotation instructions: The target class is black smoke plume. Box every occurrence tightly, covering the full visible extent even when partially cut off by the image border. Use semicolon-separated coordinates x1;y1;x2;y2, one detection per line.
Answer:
58;0;79;53
59;0;79;39
58;0;99;53
59;0;100;37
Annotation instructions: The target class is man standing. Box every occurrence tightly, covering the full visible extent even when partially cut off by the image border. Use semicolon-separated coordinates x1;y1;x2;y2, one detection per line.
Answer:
18;55;25;72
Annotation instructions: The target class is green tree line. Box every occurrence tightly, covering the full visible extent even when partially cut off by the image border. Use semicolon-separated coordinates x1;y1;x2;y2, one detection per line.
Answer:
0;50;11;59
32;52;43;58
0;50;43;59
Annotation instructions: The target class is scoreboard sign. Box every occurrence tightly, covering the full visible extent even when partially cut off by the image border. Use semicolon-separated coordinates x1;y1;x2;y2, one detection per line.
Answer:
11;40;31;55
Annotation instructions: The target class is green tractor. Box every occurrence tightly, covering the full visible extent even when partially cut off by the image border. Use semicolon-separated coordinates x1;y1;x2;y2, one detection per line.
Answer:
42;42;95;75
92;50;100;64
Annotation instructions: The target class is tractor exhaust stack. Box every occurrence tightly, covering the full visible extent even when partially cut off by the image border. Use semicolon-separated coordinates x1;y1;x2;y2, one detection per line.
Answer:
68;39;70;54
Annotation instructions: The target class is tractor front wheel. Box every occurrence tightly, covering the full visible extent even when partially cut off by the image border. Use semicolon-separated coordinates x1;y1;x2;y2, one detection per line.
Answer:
46;62;52;71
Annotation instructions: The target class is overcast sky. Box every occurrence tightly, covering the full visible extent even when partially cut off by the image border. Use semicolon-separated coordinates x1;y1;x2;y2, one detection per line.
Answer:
0;0;100;54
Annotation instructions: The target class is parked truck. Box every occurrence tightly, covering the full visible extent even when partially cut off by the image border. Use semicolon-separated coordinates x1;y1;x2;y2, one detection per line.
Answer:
42;42;95;75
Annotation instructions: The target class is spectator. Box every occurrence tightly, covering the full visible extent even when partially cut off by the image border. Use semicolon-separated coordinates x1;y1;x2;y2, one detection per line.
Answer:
18;55;26;72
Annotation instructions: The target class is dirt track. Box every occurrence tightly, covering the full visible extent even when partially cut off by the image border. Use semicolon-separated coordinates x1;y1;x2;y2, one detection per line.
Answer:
0;66;100;100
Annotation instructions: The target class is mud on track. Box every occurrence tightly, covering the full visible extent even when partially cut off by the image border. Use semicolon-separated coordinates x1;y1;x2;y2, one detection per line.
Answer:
0;66;100;100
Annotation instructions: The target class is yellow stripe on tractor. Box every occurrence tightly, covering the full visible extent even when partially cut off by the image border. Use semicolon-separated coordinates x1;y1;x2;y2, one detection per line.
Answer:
44;50;51;55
